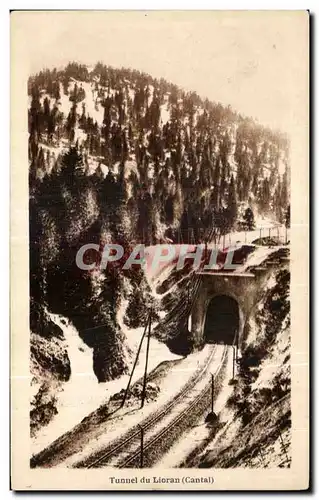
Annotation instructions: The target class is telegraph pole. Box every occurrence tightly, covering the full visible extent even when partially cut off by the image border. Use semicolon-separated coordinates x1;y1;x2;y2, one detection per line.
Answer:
211;374;214;413
232;346;236;379
235;329;239;363
120;315;149;408
141;312;152;409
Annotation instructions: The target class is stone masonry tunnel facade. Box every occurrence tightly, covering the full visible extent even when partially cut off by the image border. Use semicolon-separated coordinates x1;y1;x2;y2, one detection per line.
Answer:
204;295;239;345
190;270;274;349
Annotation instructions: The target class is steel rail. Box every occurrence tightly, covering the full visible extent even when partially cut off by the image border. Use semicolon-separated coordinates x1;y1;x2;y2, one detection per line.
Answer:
120;344;228;468
85;344;219;468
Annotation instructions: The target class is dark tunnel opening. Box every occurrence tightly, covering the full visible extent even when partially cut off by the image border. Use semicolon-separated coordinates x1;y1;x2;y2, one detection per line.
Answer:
204;295;239;345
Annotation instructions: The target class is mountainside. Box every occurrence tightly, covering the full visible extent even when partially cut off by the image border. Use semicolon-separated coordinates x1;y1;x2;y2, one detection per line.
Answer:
28;61;290;435
29;61;290;233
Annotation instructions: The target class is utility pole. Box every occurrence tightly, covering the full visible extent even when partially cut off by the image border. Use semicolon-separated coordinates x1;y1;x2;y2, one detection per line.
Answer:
139;425;144;468
120;315;149;408
211;374;214;413
141;312;152;409
235;329;239;363
232;345;236;379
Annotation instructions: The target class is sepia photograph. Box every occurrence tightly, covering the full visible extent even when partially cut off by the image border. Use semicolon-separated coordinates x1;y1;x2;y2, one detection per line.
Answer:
10;10;309;490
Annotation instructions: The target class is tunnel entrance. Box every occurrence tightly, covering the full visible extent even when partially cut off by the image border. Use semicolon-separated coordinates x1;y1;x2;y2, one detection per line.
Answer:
204;295;239;345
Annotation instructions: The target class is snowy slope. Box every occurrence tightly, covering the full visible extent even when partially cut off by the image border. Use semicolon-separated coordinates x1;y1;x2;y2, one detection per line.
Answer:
32;307;182;455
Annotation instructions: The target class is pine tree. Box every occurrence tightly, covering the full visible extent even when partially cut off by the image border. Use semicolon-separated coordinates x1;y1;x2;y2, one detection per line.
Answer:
227;174;238;229
66;102;77;142
243;207;255;231
211;158;221;209
285;204;290;228
43;97;51;134
79;103;87;130
60;147;85;181
29;86;43;139
259;177;270;212
281;170;289;209
53;81;61;101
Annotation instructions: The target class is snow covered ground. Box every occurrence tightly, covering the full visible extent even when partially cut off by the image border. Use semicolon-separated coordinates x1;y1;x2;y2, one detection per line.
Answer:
160;102;170;124
144;245;195;296
158;349;234;468
143;220;288;292
232;246;282;274
117;298;182;370
80;81;105;126
31;310;182;456
63;344;216;467
58;84;72;117
215;220;288;249
106;344;226;468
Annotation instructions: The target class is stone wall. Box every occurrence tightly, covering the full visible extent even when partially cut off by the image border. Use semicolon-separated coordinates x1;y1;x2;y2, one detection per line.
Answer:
190;270;275;348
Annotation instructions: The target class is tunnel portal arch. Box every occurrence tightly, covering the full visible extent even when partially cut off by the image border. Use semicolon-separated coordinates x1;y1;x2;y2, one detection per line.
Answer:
204;294;240;345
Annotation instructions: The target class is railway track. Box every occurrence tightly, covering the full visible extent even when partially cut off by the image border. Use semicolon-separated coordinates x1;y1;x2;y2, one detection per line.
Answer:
78;343;227;469
120;345;228;468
